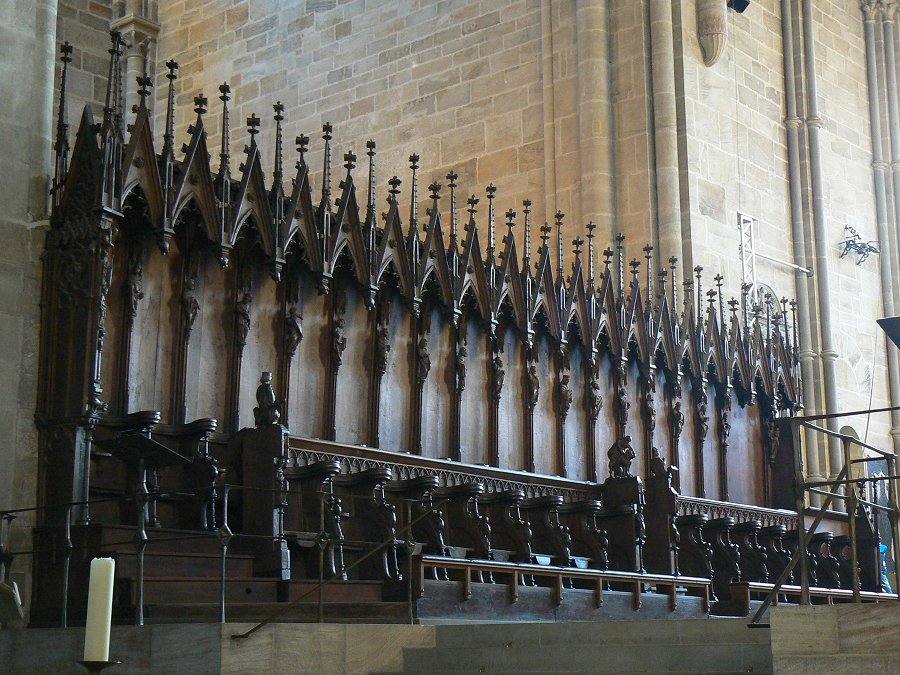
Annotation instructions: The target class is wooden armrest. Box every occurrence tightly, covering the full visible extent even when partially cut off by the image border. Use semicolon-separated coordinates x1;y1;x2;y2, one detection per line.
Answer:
98;410;161;433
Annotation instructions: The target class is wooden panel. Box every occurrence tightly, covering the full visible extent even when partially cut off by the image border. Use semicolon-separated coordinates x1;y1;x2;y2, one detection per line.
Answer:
129;233;179;415
380;288;413;453
421;304;453;459
334;282;369;446
459;315;488;465
188;251;231;424
288;271;328;438
498;327;525;471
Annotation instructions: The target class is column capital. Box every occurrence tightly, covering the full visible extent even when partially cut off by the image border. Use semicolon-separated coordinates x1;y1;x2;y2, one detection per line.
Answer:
881;0;899;22
862;0;880;21
110;14;161;43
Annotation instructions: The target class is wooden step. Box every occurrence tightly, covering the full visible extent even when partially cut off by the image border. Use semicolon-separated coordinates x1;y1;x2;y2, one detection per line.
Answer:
113;550;255;579
118;577;283;604
86;523;223;555
284;579;384;603
141;601;412;624
117;577;388;606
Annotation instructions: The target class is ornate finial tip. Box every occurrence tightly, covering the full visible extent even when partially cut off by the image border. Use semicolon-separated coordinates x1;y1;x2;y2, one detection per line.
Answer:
323;122;333;136
366;139;376;150
429;182;441;197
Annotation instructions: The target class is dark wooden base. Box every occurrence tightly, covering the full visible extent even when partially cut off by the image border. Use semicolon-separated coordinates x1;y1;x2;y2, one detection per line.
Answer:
414;579;710;623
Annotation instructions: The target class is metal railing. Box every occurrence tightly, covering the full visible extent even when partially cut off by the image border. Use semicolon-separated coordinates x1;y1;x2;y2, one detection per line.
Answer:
749;408;900;625
0;482;447;629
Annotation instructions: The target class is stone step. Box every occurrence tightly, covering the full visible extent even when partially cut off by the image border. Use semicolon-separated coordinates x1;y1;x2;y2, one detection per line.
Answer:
400;642;772;674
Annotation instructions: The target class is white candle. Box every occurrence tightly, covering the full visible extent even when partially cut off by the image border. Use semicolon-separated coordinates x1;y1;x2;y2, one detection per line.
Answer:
83;557;115;662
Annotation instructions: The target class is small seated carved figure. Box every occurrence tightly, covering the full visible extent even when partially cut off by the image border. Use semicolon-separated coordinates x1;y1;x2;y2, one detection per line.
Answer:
608;436;636;479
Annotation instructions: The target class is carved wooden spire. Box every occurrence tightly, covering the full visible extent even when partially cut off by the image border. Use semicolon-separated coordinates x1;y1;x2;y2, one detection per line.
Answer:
52;42;73;212
447;170;459;252
615;233;625;295
486;183;497;260
523;199;532;270
409;153;420;234
555;210;564;279
162;59;179;159
365;140;376;230
273;101;284;188
321;122;333;208
586;221;596;289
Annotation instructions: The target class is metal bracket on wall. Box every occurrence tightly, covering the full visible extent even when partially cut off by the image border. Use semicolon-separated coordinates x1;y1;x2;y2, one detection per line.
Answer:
838;225;880;266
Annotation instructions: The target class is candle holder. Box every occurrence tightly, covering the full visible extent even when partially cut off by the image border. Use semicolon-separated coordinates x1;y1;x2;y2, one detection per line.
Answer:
76;659;121;674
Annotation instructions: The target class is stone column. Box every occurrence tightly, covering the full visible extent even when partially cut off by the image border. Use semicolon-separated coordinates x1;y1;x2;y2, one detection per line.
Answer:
801;0;842;494
649;0;683;271
866;0;900;458
111;1;160;129
780;0;823;500
0;0;58;613
575;0;613;240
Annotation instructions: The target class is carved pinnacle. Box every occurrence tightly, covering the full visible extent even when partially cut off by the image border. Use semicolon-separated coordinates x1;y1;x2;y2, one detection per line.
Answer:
466;194;479;215
573;237;584;258
429;181;441;201
603;247;613;269
136;75;152;110
296;133;309;157
247;113;260;137
540;222;552;247
194;94;208;116
344;151;356;171
388;175;402;201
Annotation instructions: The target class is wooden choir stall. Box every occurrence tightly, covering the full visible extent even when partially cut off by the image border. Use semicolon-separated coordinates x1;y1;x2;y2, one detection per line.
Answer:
24;35;889;626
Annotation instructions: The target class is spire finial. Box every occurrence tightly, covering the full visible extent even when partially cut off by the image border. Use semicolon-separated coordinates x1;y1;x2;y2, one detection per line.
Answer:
162;59;179;158
388;176;402;203
615;233;625;294
694;265;703;320
321;123;333;206
136;74;152;111
247;113;260;138
486;184;497;257
643;244;653;304
573;237;584;259
273;101;285;186
603;247;613;272
447;170;459;250
586;221;596;288
52;42;75;210
296;133;309;160
409;153;420;233
344;150;357;171
669;256;678;312
523;199;533;267
540;222;552;248
194;93;208;117
554;210;564;278
466;194;479;217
